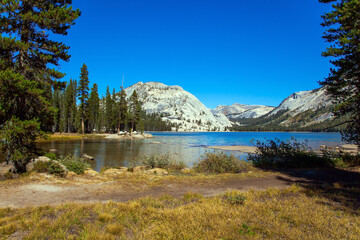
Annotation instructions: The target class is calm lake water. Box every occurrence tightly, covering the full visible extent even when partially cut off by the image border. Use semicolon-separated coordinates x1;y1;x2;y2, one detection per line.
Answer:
35;132;343;171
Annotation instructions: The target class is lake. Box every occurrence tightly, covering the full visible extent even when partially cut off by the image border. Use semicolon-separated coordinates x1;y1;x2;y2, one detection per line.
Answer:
36;132;343;171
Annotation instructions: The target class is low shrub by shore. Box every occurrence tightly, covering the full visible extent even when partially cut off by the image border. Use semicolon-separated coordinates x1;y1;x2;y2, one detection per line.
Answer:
194;150;253;174
248;137;360;169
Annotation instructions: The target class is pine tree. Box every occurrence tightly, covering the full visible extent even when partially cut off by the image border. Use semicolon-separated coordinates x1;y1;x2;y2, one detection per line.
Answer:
52;89;61;132
319;0;360;146
88;83;100;132
111;88;119;131
118;86;128;132
64;79;78;133
98;96;106;132
0;1;80;172
78;64;90;133
105;86;113;133
128;90;143;133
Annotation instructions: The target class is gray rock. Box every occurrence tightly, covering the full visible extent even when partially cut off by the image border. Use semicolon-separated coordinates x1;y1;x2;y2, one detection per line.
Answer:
82;154;94;160
0;161;15;174
26;156;51;172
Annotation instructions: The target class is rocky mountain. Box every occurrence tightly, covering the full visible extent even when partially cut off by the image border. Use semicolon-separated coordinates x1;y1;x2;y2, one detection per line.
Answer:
124;82;232;131
265;87;333;126
212;103;275;120
122;81;335;132
231;87;336;130
270;88;331;116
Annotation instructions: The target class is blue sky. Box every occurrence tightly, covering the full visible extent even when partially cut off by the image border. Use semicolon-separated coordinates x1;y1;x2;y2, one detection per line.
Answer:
56;0;333;109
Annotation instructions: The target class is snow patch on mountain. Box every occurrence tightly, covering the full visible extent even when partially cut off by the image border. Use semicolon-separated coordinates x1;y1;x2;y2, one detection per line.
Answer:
125;82;229;131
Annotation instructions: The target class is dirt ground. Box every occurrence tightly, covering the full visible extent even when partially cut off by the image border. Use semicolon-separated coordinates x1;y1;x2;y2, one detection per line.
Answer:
1;168;359;209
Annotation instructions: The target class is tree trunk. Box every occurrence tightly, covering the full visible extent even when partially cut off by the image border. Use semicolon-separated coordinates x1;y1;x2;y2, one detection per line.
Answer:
81;119;85;134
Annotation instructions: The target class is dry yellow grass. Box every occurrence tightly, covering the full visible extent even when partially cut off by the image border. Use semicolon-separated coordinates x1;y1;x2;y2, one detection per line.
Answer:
1;185;359;239
36;133;107;142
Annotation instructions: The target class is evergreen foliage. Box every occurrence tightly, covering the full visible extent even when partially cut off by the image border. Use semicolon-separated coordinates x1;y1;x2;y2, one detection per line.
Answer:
118;86;128;132
78;64;89;133
319;0;360;146
0;0;80;172
105;86;113;132
128;90;143;133
87;83;100;132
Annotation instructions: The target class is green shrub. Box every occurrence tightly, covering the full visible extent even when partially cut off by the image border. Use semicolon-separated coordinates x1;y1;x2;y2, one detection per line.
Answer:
44;152;56;160
322;150;360;167
139;153;186;171
58;155;90;175
193;150;252;174
248;137;333;168
224;191;247;205
33;160;66;177
33;161;50;173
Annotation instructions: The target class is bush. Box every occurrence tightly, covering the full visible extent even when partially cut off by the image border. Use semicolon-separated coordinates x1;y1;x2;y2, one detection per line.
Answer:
248;137;333;168
58;155;90;175
33;160;66;177
224;191;247;205
138;153;186;171
193;150;252;174
44;152;56;160
322;150;360;168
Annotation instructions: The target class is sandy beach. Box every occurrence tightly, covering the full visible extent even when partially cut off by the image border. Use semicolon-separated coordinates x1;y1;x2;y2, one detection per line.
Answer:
206;145;258;153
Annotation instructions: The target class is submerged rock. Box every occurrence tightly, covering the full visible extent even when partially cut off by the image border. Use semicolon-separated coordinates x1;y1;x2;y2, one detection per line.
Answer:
82;154;94;160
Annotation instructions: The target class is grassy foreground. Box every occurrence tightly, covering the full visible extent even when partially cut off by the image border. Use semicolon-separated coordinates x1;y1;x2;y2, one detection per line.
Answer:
1;185;359;240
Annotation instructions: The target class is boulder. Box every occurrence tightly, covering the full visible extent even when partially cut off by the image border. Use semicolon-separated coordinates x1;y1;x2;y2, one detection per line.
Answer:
66;171;77;179
49;149;58;153
82;154;94;160
0;162;15;175
26;156;51;172
145;168;168;175
27;156;68;177
133;166;146;173
85;169;99;177
181;168;191;174
142;133;154;138
102;168;127;176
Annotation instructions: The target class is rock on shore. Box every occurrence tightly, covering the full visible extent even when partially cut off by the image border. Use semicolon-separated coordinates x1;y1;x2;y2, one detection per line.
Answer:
105;132;154;139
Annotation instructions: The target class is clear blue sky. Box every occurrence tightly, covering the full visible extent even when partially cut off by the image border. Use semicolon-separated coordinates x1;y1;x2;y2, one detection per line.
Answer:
56;0;333;109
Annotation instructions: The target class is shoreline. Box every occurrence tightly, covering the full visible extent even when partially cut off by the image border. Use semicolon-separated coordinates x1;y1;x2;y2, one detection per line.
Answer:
206;145;258;153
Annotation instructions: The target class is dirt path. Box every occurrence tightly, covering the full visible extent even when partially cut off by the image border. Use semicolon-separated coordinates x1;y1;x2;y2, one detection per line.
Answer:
0;173;296;208
1;168;358;208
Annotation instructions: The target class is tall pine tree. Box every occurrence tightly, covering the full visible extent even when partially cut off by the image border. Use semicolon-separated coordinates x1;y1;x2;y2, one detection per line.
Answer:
319;0;360;146
105;86;113;133
118;86;128;132
88;83;100;132
0;1;80;172
78;64;90;133
128;90;143;133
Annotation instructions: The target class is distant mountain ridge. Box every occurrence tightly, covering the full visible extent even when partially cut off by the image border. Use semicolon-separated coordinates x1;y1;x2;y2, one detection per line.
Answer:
212;103;275;119
123;82;335;132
